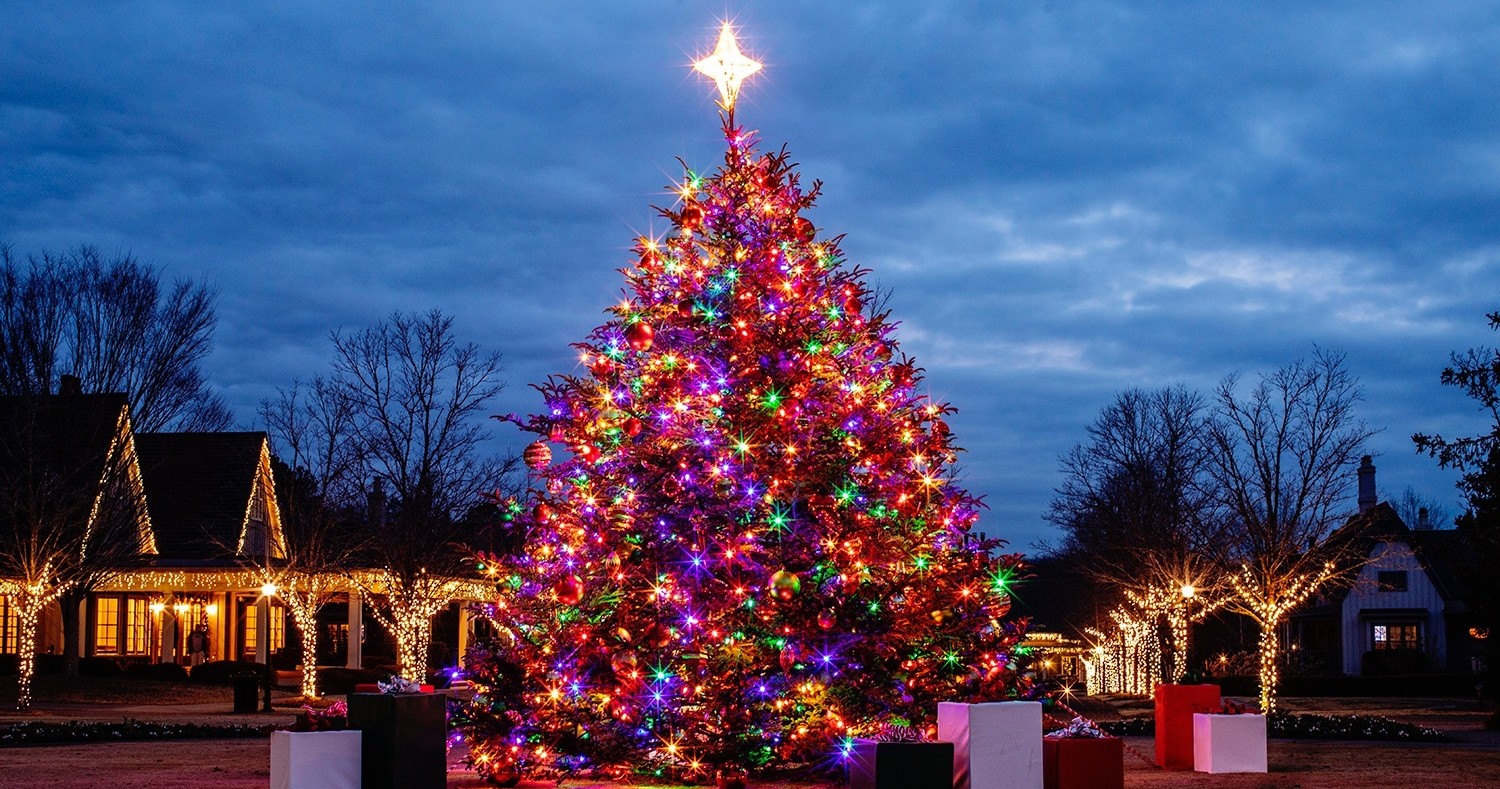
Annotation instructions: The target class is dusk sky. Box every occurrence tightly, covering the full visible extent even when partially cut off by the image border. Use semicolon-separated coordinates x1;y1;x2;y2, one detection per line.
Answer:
3;2;1497;550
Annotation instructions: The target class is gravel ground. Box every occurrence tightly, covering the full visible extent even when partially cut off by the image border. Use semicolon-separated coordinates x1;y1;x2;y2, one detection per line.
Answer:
0;696;1494;788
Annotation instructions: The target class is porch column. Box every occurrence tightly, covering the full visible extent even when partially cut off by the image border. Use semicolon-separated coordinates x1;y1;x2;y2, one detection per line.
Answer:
346;591;364;669
161;613;177;664
75;598;88;658
457;604;471;668
255;597;270;665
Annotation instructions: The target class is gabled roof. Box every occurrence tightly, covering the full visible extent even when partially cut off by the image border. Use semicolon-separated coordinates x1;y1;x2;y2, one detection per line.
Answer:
0;393;153;554
134;432;274;562
1323;501;1471;605
0;393;129;498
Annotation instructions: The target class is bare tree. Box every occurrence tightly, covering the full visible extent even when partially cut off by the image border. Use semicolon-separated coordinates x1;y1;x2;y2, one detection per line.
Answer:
0;395;149;707
0;244;230;432
1387;487;1452;531
1047;385;1224;678
328;310;513;681
260;378;365;698
1205;350;1375;712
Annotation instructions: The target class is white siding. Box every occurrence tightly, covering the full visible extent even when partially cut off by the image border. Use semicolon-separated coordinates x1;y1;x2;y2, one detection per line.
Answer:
1340;539;1446;674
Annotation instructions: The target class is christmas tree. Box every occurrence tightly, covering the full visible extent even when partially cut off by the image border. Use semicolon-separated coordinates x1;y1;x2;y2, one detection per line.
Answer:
461;25;1029;784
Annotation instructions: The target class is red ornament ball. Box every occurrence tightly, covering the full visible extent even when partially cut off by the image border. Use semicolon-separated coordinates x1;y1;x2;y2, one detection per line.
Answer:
573;443;601;464
817;608;837;630
625;321;654;352
523;441;552;470
553;574;584;606
680;204;705;229
532;502;555;524
644;622;674;648
793;217;816;242
623;417;644;438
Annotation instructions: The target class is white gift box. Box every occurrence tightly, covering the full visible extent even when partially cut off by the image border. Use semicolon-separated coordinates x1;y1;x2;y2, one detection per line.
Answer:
937;701;1043;789
270;729;363;789
1192;713;1267;774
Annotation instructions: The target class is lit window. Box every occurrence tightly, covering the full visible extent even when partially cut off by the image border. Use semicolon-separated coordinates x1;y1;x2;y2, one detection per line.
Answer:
244;605;257;652
95;598;120;654
1372;622;1420;650
125;598;148;655
0;597;17;654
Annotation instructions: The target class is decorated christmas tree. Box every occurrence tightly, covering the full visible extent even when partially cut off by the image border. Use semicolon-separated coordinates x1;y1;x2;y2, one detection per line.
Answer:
460;24;1029;785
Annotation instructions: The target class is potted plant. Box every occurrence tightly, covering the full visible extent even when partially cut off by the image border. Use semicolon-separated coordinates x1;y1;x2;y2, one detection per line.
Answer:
1042;717;1123;789
347;676;446;789
271;701;361;789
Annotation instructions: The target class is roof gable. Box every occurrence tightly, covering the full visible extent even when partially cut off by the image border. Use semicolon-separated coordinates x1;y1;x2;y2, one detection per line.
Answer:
134;432;279;562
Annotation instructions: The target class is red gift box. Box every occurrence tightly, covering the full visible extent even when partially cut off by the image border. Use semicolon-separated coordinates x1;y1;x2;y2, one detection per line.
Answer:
1043;737;1123;789
1154;683;1220;770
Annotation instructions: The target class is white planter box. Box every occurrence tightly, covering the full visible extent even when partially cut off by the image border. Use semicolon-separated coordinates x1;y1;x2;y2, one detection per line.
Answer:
271;729;362;789
937;701;1043;789
1192;713;1267;774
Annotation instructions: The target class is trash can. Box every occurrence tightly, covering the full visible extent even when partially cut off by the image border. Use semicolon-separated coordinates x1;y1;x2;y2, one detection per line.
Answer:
232;672;260;713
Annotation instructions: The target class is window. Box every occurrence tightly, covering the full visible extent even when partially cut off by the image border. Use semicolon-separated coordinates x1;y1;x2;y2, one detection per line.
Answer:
1372;623;1421;651
124;598;148;655
95;597;120;654
244;602;285;654
0;597;18;654
1377;571;1408;592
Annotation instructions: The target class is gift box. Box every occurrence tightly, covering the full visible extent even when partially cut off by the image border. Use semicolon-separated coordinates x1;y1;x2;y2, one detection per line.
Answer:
1153;683;1220;770
270;730;362;789
1192;713;1267;773
937;701;1043;789
1042;737;1123;789
346;692;447;789
849;739;955;789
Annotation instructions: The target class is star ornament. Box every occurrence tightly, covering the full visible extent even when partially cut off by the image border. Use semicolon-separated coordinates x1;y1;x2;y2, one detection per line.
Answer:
695;24;761;109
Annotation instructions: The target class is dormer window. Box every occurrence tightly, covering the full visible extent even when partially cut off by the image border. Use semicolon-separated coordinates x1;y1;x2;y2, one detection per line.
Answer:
1376;571;1408;592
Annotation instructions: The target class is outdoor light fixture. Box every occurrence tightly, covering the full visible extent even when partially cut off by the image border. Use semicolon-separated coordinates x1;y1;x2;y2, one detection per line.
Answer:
1180;583;1196;599
173;603;188;614
149;602;165;615
261;582;278;598
205;603;218;616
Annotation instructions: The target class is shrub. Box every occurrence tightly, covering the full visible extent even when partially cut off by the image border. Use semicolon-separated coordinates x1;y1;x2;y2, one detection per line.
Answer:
33;654;65;675
0;719;271;746
126;662;189;681
78;657;124;677
316;667;392;696
0;655;17;677
189;659;267;684
1362;649;1429;676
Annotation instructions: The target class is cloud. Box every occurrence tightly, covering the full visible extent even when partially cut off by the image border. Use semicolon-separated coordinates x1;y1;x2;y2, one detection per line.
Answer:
2;1;1497;549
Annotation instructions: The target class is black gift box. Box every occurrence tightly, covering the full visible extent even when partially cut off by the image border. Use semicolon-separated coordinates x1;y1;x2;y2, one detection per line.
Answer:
346;692;447;789
849;738;955;789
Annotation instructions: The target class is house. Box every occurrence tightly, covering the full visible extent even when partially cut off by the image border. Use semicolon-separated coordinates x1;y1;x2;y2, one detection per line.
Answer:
87;431;289;666
0;387;152;659
1;385;484;676
1286;457;1483;676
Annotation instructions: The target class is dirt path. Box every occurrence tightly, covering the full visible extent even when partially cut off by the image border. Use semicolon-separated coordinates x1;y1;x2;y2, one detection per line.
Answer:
0;736;1496;789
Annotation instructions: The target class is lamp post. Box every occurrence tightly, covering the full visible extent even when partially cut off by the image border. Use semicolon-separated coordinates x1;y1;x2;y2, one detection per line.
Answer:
261;582;277;713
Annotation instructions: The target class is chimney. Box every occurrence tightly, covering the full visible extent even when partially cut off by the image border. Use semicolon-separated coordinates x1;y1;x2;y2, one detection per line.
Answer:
58;374;82;396
368;477;386;527
1357;456;1376;513
1416;507;1432;531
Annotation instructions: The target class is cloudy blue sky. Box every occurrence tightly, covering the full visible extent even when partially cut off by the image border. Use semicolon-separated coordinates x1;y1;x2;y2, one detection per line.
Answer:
3;2;1497;549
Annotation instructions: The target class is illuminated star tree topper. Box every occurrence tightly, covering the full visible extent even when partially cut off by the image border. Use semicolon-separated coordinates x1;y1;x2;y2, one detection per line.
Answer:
694;23;762;110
